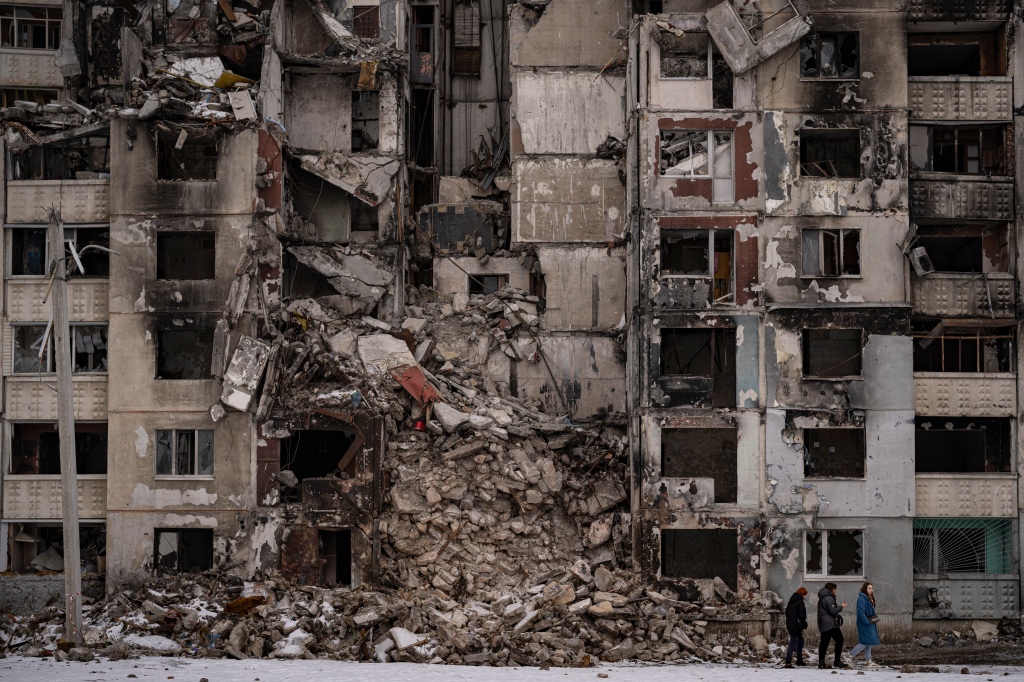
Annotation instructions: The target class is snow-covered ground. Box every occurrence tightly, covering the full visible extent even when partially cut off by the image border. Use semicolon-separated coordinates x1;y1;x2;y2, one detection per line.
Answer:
1;657;1022;682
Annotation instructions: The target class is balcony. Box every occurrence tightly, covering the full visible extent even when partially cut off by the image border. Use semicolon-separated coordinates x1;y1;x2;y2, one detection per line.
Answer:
914;373;1015;416
6;180;110;224
6;279;109;322
909;175;1013;221
0;48;62;88
913;575;1018;620
3;378;108;421
2;475;107;519
908;77;1011;121
907;0;1012;22
916;473;1016;517
910;272;1013;317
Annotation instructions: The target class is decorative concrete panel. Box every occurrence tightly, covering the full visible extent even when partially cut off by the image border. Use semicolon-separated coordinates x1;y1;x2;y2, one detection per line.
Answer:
907;0;1011;22
914;576;1019;620
909;179;1013;221
913;374;1015;416
0;49;63;88
4;379;108;421
910;274;1014;317
6;280;109;321
6;181;110;224
908;78;1012;121
916;475;1016;517
2;476;107;519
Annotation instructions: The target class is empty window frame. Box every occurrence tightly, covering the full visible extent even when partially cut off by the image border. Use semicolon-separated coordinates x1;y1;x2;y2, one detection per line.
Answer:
803;328;863;378
799;32;859;79
12;323;107;374
8;136;110;181
157;130;218;181
660;229;734;303
468;273;508;295
453;2;481;75
913;232;1005;274
913;519;1012;575
156;329;214;380
154;528;214;574
799;129;861;178
659;328;736;408
658;30;710;78
661;528;738;590
660;130;734;203
156;232;216;280
907;31;1005;77
351;5;379;39
805;529;864;578
801;228;860;277
1;87;58;107
9;226;110;277
910;125;1007;175
9;422;108;475
912;324;1013;373
0;5;62;50
804;428;866;478
915;417;1011;473
661;427;738;503
155;429;214;476
351;90;380;152
279;428;358;503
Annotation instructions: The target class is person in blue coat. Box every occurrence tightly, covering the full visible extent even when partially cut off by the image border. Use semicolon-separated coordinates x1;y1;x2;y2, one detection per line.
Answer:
849;582;881;667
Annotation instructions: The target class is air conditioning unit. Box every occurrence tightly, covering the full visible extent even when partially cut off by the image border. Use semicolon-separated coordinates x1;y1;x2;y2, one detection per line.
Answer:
909;246;934;276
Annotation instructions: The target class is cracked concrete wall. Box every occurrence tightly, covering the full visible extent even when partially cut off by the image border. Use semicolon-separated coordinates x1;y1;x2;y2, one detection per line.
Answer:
513;158;626;243
537;247;626;332
509;0;628;68
511;72;626;156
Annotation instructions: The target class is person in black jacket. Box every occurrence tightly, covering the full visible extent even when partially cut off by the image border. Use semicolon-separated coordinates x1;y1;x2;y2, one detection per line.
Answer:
783;587;808;667
817;583;848;669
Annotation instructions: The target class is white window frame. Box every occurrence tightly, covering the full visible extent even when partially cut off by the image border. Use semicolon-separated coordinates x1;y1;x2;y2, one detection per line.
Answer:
660;129;734;204
801;228;862;279
155;428;214;478
804;528;866;579
0;4;63;51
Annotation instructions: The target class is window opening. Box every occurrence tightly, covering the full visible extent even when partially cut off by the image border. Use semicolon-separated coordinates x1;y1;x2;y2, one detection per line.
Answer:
803;428;865;478
156;329;214;380
805;529;864;577
6;522;105;573
10;422;108;475
913;324;1013;373
800;32;859;79
154;528;214;574
659;328;736;408
157;129;218;181
803;328;862;377
661;428;738;503
0;5;62;50
351;90;380;152
8;136;110;181
915;417;1011;473
660;130;734;203
10;226;109;277
802;228;860;277
913;519;1012;574
660;229;734;303
318;529;353;586
157;232;216;280
799;129;860;178
658;30;709;79
468;274;508;295
911;125;1006;175
278;429;358;503
352;5;379;39
453;2;481;75
156;429;214;476
1;87;59;107
661;528;738;590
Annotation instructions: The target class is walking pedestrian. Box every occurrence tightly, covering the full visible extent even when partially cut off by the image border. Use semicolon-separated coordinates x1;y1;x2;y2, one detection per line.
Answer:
783;587;808;668
817;582;848;669
849;582;881;668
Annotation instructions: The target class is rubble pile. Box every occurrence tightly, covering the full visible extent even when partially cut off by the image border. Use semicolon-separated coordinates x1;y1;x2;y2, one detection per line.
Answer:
0;568;778;666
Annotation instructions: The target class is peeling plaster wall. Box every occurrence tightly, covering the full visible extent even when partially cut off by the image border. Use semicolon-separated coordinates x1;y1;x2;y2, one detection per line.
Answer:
537;247;626;332
509;0;628;68
762;215;909;304
510;72;625;156
285;73;356;153
513;158;626;243
432;256;531;299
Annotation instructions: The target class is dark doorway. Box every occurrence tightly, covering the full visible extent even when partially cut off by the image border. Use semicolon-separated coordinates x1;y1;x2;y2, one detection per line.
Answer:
319;529;352;587
279;429;357;502
661;528;738;590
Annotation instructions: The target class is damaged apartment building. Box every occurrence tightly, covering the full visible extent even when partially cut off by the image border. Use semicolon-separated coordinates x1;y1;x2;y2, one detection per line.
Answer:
0;0;1021;648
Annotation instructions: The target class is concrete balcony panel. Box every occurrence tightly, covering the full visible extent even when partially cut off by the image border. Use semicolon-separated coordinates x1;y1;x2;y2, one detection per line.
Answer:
5;279;109;322
6;180;110;224
907;0;1011;22
913;373;1015;416
908;77;1012;121
0;48;62;88
916;474;1016;517
2;475;107;520
909;176;1013;221
910;273;1014;318
3;378;108;421
913;575;1018;620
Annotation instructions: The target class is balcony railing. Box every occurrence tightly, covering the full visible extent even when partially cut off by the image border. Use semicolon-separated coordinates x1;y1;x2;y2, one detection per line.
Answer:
0;48;63;88
6;180;110;224
908;77;1012;121
909;175;1013;221
907;0;1012;22
910;272;1014;317
913;372;1016;416
5;279;109;321
913;575;1018;620
2;475;107;519
916;473;1016;517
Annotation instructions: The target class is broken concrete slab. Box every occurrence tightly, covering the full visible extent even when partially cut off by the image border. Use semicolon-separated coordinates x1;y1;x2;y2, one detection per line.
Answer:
288;246;394;314
357;334;417;374
705;0;814;75
221;336;273;411
298;153;401;206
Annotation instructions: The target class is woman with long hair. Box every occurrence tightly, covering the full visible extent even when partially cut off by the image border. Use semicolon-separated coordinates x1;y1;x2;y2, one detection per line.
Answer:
850;582;881;668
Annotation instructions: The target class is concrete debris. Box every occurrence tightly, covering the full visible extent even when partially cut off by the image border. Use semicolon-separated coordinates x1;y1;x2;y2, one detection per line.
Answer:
297;153;402;206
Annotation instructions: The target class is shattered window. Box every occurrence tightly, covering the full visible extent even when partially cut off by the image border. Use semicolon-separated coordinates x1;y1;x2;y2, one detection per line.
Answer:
915;417;1011;473
801;228;860;277
157;232;216;280
660;229;733;302
658;30;709;79
352;5;380;39
72;324;108;373
0;5;62;50
155;429;214;476
805;529;863;577
912;324;1013;373
157;129;218;181
799;129;860;178
453;2;481;75
10;422;108;475
154;528;214;574
803;328;862;378
10;228;46;276
913;519;1012;575
351;91;380;152
9;136;110;181
156;329;214;380
468;274;508;295
13;324;51;373
660;130;709;177
803;428;866;478
800;32;859;79
67;227;110;277
927;125;1006;175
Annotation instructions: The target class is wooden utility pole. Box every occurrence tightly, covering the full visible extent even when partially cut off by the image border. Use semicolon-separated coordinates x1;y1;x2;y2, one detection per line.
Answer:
47;207;83;645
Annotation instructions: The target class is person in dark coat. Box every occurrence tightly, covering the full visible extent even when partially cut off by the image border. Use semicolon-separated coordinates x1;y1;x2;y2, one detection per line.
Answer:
817;583;848;669
849;582;881;667
783;587;808;667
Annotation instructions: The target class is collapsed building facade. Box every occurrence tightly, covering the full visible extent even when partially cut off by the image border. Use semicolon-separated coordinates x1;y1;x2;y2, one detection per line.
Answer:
0;0;1021;650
